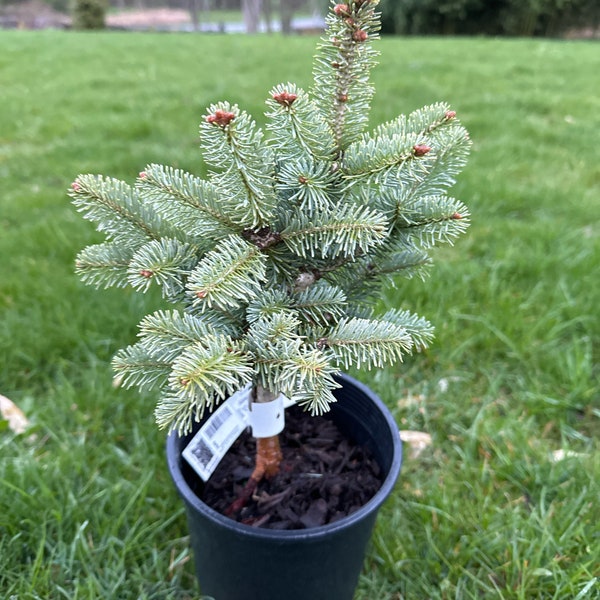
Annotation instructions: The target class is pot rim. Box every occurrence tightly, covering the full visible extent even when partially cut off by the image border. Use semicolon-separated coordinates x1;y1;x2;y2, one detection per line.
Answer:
166;373;402;541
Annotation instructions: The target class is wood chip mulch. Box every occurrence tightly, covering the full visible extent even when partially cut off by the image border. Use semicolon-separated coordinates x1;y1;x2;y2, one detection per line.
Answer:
201;405;383;530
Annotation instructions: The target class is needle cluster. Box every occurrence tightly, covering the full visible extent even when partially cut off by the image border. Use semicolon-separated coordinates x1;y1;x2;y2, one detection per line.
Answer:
71;0;471;434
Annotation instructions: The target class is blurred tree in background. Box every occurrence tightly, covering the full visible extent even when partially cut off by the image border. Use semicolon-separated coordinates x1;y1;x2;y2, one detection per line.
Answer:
379;0;599;37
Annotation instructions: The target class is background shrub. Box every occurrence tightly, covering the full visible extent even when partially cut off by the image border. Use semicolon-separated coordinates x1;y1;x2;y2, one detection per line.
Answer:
72;0;106;29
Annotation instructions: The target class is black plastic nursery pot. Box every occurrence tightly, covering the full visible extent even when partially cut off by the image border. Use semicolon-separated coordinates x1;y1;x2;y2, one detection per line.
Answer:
166;373;403;600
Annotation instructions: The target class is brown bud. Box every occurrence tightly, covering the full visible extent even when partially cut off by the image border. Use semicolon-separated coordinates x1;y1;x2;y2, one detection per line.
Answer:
180;378;190;387
272;90;298;107
333;3;350;17
338;93;349;103
71;181;80;191
413;144;432;157
345;17;355;27
196;290;208;299
139;269;153;278
316;337;329;350
445;110;457;120
451;212;463;220
138;171;147;179
206;109;235;128
298;175;308;184
352;28;368;42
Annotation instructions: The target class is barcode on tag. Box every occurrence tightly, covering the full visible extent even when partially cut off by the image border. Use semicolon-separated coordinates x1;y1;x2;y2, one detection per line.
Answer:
182;386;251;482
204;405;233;445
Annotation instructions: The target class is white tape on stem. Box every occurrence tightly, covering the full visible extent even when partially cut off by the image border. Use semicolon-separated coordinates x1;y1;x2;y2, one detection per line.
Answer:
248;394;285;438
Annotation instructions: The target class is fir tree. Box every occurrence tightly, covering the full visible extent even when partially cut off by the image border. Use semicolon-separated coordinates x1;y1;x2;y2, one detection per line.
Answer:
71;0;470;513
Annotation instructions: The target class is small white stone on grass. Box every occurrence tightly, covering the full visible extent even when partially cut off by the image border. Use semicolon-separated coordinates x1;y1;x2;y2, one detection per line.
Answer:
399;430;432;459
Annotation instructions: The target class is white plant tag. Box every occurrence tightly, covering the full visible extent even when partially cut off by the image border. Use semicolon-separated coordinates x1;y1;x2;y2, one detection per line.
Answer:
182;385;251;482
182;386;296;482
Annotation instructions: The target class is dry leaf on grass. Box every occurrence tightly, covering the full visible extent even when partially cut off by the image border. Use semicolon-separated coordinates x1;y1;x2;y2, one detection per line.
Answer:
397;393;426;410
0;394;30;434
551;449;588;462
399;430;432;459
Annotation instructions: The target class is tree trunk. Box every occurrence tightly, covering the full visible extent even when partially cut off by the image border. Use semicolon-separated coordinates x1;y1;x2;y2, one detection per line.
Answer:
262;0;272;33
189;0;200;32
249;384;283;477
280;0;293;35
225;384;282;516
242;0;261;33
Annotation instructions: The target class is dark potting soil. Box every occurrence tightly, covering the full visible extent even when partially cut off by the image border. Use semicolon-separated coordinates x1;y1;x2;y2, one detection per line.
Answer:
200;406;383;530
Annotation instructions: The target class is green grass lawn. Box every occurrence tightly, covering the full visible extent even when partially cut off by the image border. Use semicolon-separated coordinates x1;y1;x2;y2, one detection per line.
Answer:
1;30;599;599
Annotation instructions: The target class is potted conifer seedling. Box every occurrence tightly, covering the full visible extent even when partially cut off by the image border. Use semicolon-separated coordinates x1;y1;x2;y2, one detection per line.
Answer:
70;1;470;598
